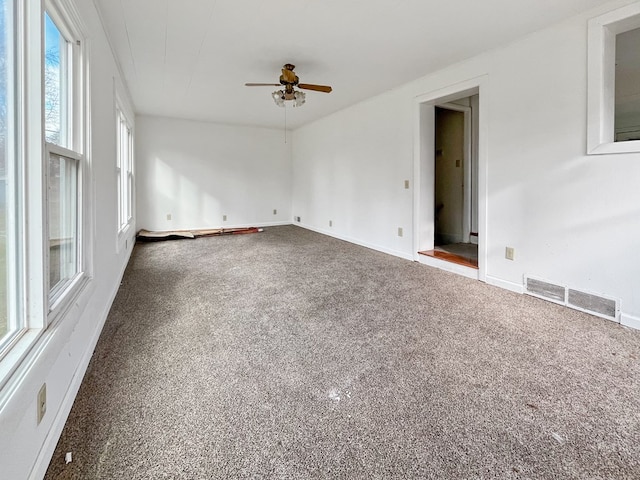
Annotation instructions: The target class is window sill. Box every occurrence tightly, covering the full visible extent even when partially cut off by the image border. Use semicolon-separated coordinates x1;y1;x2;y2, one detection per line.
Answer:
49;273;91;327
588;139;640;155
0;329;42;395
0;273;93;404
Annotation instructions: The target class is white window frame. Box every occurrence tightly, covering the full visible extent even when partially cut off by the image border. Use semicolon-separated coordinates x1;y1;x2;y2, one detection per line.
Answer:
0;0;26;361
43;0;91;326
45;143;84;309
0;0;91;389
43;0;89;326
115;92;134;250
0;0;47;385
587;1;640;155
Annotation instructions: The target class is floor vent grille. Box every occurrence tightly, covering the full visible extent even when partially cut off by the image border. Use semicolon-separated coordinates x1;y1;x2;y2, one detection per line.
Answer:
525;278;566;303
525;276;619;322
567;289;617;320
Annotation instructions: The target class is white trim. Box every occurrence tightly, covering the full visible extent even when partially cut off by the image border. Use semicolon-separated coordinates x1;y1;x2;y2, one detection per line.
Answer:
43;0;92;328
297;224;414;261
115;95;134;252
142;221;293;233
587;1;640;155
240;220;292;228
413;75;489;283
221;220;291;229
0;0;26;362
486;275;524;294
44;146;84;317
417;254;479;280
46;142;81;161
621;312;640;331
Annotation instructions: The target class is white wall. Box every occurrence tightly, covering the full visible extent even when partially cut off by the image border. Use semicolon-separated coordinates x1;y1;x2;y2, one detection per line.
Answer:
292;92;415;259
136;116;292;231
0;1;136;478
292;0;640;328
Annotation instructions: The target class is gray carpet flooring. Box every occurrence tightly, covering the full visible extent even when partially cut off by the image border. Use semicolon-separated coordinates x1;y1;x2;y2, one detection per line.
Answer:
44;225;640;479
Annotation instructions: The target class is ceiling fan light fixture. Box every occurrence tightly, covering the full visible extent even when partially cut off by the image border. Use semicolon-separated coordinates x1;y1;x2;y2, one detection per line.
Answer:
272;89;306;107
293;90;306;107
272;90;286;107
254;65;329;108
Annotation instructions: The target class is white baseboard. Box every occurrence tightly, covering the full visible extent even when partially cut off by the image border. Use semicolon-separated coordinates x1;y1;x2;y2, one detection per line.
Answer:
138;221;292;234
30;244;135;480
255;221;292;228
217;221;291;230
485;275;524;294
296;223;414;261
621;313;640;331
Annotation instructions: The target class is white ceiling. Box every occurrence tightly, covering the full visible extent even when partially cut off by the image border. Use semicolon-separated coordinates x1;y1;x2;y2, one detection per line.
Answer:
94;0;611;130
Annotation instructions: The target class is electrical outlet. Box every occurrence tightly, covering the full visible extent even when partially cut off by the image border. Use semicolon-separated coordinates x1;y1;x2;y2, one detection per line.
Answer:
505;246;515;261
404;180;410;189
329;220;333;227
166;213;171;221
223;215;227;221
273;209;277;215
398;227;403;237
295;216;301;222
37;383;46;424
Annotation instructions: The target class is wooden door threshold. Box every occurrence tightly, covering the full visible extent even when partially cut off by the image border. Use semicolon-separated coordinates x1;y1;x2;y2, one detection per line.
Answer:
418;250;478;269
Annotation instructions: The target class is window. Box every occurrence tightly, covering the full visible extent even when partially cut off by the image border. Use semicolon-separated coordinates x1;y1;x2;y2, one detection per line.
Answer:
0;0;22;354
0;0;90;385
48;151;78;298
116;106;133;235
587;2;640;154
44;4;86;308
44;12;70;147
614;27;640;142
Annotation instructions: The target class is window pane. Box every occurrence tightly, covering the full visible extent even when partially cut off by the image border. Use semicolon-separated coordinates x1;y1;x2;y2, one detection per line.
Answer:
614;27;640;142
126;127;132;222
44;13;69;147
117;111;132;231
117;114;123;229
0;0;14;344
49;154;77;296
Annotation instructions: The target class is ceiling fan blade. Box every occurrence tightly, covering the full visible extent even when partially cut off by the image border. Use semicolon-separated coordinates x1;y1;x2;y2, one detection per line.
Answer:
298;83;332;93
245;83;281;87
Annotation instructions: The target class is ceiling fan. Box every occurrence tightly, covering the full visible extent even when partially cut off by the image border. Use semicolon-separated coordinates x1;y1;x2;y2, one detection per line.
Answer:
245;64;332;107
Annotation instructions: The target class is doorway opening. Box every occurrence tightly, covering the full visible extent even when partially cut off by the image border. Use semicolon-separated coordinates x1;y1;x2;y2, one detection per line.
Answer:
413;78;487;281
431;100;478;268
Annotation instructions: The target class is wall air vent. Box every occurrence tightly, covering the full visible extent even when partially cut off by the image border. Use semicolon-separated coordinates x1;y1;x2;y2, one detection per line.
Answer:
525;277;566;304
567;289;617;321
524;276;619;322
